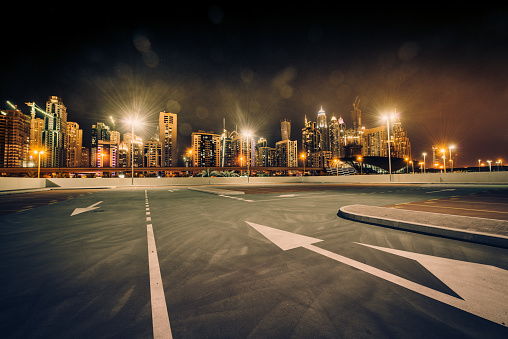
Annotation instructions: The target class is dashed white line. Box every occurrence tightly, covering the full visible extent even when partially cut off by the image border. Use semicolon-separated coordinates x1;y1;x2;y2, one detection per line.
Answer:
144;190;172;338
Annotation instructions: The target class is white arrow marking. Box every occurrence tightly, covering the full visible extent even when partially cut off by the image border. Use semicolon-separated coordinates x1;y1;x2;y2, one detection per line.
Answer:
246;221;508;326
70;201;103;216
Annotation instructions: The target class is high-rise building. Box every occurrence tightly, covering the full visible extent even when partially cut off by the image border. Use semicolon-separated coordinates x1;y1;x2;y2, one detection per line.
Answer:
144;139;162;167
220;120;234;167
91;122;111;167
329;115;340;158
0;109;30;167
317;107;329;151
275;139;298;167
42;96;67;167
30;116;44;150
281;118;291;141
351;96;361;132
97;140;118;168
123;133;143;168
229;130;254;167
66;122;82;167
159;112;177;167
192;131;221;167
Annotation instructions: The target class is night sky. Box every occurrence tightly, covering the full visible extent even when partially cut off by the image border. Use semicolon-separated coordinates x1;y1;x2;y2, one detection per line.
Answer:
2;4;508;167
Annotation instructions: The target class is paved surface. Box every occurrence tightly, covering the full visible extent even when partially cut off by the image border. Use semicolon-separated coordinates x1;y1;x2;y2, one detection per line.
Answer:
1;183;507;338
338;186;508;249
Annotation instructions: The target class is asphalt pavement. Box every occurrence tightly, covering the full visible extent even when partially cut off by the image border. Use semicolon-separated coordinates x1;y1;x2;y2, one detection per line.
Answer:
338;186;508;249
1;183;507;338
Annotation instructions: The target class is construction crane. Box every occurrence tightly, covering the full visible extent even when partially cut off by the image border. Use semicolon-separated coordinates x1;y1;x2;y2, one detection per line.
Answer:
6;100;22;112
352;96;360;110
25;101;52;118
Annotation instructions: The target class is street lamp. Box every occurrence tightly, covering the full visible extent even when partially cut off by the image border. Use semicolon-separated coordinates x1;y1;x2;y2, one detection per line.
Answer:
478;159;481;172
334;158;340;176
357;156;363;175
301;153;306;176
449;145;455;172
33;150;44;178
384;115;393;182
422;152;427;173
487;160;492;172
125;117;141;185
441;149;446;173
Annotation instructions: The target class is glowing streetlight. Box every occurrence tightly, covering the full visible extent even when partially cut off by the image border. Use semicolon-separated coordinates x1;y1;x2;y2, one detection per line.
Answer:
441;149;446;173
124;116;142;185
301;153;306;176
487;160;492;172
383;114;394;182
478;159;481;172
334;158;340;176
243;131;252;181
422;152;427;173
357;156;363;175
33;150;44;178
449;145;455;172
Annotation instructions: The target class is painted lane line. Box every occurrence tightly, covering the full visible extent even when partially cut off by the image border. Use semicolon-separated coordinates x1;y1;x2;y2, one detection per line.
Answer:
246;221;508;326
145;191;172;339
426;189;456;194
400;204;508;215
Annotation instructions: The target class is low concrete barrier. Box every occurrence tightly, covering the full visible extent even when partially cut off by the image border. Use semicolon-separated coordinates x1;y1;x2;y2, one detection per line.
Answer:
1;171;507;191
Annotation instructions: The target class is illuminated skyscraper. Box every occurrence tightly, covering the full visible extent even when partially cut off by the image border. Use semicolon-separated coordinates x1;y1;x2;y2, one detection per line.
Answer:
66;122;82;167
281;118;291;141
317;107;329;151
0;109;30;167
159;112;177;167
42;96;67;167
275;139;298;167
192;131;221;167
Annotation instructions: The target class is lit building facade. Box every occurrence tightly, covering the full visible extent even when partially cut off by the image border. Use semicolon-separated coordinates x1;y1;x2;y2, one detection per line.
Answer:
192;131;221;167
159;112;177;167
302;99;411;170
66;122;82;167
42;96;67;167
144;140;163;167
0;109;30;167
275;139;298;167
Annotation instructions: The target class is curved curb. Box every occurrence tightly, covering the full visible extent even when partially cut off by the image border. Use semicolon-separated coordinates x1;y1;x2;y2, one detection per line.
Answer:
338;205;508;249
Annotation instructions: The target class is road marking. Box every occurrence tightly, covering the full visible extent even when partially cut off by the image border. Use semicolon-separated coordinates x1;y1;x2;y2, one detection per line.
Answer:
246;221;508;326
70;201;103;216
426;189;456;194
400;204;508;214
145;191;172;339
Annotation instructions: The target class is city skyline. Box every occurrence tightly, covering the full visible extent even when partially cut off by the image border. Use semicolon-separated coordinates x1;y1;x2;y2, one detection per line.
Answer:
2;5;507;167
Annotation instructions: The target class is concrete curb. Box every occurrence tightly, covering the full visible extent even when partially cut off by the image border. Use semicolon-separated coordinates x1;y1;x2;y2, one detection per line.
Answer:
338;204;508;249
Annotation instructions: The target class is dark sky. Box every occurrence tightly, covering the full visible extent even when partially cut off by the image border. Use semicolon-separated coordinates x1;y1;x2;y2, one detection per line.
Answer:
2;4;508;166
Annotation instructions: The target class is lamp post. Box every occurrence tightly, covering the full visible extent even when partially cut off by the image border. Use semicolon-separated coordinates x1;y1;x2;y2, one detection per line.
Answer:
487;160;492;172
34;150;44;178
449;145;455;172
125;117;141;185
441;149;446;173
357;156;363;174
385;115;392;182
478;159;481;172
422;152;427;173
301;153;306;176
